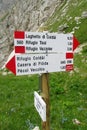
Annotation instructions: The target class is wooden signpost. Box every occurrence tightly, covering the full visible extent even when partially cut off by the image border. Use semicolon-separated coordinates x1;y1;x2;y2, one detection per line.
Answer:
41;73;50;130
5;31;79;130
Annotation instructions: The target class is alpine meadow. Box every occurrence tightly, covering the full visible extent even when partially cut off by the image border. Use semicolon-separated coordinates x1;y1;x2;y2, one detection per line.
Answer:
0;0;87;130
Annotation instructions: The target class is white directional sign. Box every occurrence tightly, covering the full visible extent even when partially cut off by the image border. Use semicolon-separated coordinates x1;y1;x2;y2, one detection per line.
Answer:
6;31;79;75
14;31;74;53
34;91;46;122
6;53;73;75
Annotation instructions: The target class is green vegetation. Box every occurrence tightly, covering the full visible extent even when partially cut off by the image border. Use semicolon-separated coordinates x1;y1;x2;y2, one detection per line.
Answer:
0;0;87;130
45;0;87;44
0;49;87;130
0;75;41;130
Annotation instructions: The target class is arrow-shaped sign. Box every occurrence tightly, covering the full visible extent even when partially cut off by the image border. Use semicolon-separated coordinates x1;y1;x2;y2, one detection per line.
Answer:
5;53;73;75
73;36;80;51
5;31;80;75
14;31;79;54
6;56;16;75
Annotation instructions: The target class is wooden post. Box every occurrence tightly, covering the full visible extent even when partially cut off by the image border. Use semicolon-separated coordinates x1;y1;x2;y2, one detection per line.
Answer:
41;73;50;130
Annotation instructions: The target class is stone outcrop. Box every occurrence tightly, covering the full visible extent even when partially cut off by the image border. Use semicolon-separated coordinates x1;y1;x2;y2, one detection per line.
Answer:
81;11;87;19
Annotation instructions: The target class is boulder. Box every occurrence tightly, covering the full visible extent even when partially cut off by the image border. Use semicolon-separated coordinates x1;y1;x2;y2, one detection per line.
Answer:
33;126;40;130
81;11;87;19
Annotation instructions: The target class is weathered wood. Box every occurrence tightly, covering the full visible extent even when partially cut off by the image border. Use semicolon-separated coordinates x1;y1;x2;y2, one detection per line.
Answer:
41;73;50;130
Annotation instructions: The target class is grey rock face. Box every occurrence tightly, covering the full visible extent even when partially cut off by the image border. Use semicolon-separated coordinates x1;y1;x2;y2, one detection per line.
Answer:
0;0;61;68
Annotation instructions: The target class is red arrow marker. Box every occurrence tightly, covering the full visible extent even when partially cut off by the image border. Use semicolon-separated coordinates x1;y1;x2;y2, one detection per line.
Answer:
73;36;80;51
5;56;16;75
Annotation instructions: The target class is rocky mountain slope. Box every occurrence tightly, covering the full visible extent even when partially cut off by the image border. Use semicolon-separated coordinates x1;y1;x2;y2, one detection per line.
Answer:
0;0;87;69
0;0;62;68
0;0;16;11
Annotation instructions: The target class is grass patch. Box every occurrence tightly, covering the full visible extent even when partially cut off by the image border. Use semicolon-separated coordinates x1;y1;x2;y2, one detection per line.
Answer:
0;74;41;130
45;0;87;43
0;51;87;130
49;71;87;130
0;0;87;129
